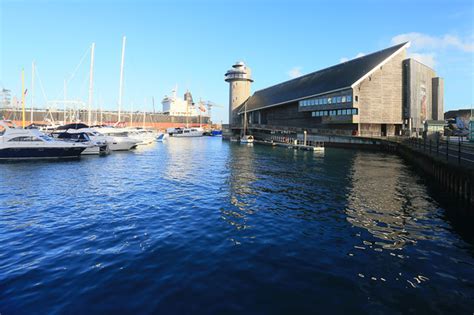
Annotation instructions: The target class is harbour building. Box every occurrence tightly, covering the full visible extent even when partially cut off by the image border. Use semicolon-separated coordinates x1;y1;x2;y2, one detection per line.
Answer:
225;42;444;138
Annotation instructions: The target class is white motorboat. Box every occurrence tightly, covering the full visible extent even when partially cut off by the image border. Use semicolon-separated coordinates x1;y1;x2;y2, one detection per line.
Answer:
51;130;109;155
94;127;139;151
0;120;87;160
126;128;156;145
52;123;110;155
167;127;204;137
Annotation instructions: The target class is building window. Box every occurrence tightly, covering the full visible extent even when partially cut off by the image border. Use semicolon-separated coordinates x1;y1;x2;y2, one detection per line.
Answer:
323;98;328;105
347;95;352;102
355;96;358;102
324;111;328;116
352;108;358;115
328;97;332;104
337;96;342;103
341;96;346;103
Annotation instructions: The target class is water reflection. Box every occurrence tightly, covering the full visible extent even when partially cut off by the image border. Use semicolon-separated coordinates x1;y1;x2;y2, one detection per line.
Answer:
345;151;437;250
220;143;259;244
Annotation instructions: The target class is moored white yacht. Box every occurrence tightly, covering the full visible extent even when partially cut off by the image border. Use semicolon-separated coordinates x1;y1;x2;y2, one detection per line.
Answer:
167;127;204;137
52;123;110;155
125;128;156;145
52;123;137;152
95;127;141;150
0;121;87;160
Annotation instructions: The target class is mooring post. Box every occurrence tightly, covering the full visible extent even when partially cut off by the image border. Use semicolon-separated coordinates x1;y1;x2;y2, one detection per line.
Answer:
446;140;449;161
436;136;439;155
458;141;461;165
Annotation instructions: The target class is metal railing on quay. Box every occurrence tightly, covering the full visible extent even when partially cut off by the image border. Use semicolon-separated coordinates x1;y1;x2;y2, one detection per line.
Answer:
403;137;474;169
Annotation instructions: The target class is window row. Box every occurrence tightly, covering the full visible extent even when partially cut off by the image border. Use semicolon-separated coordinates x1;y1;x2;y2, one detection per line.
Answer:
8;136;43;142
311;108;358;117
300;94;352;107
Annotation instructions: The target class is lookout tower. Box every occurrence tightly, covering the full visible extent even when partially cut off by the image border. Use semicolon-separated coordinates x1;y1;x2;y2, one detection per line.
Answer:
225;61;253;126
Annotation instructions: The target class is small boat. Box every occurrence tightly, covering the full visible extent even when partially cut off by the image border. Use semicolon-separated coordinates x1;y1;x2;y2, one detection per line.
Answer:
156;133;169;142
240;135;254;144
0;120;87;160
240;99;253;144
211;130;223;137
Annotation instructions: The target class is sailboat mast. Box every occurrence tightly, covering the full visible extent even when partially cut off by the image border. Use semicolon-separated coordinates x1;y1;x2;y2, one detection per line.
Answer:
63;79;67;123
243;102;247;137
31;61;35;123
130;101;134;126
88;42;95;126
118;36;126;123
143;97;146;128
21;69;26;128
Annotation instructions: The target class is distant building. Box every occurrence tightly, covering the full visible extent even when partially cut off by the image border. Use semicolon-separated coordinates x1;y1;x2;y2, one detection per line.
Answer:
1;88;11;108
225;42;444;138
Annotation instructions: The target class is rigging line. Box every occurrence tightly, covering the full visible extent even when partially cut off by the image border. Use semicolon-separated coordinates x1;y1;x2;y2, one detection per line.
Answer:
66;45;91;85
34;65;49;106
52;45;91;101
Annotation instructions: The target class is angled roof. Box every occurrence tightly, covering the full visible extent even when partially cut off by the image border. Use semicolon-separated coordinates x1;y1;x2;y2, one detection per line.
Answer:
241;42;409;113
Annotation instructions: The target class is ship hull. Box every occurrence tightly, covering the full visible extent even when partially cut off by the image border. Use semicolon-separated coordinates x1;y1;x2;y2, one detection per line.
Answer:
0;147;85;160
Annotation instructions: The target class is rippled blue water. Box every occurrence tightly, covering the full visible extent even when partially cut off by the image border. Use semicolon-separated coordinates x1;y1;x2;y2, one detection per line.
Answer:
1;137;473;314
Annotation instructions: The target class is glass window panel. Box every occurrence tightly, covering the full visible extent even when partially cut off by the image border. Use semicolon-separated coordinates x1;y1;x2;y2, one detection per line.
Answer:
328;97;332;104
342;96;346;102
347;95;352;102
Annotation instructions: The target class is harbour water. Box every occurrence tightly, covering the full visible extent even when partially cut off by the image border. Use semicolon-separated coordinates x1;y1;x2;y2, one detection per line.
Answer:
1;138;473;314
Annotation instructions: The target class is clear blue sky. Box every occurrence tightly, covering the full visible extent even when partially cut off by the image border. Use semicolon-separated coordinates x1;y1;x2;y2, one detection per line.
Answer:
1;0;473;123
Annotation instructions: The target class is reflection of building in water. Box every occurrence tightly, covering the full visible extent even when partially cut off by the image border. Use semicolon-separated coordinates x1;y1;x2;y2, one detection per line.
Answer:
345;151;434;250
220;145;258;244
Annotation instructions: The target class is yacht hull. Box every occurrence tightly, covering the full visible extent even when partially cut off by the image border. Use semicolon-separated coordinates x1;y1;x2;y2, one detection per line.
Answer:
0;147;85;160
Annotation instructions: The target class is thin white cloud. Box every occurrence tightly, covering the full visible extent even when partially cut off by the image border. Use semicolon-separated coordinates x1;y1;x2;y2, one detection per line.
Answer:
288;67;302;79
391;32;474;70
409;52;436;68
391;32;474;52
339;52;365;63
